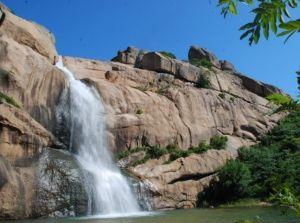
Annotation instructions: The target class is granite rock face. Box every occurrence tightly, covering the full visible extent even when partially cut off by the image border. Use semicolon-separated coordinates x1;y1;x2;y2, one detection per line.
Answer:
0;4;66;133
63;56;283;153
0;3;57;63
0;2;287;219
0;103;53;219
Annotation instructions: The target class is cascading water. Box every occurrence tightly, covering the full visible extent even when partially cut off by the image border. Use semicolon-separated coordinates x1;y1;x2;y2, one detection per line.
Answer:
55;56;140;216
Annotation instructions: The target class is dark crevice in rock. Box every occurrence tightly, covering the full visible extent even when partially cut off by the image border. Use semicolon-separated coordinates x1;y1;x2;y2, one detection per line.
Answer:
240;124;261;138
0;7;5;27
168;171;215;184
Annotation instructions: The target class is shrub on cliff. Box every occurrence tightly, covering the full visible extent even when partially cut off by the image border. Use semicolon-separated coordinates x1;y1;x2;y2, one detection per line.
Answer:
0;91;21;108
189;141;210;154
189;58;212;70
147;145;168;159
159;51;176;59
195;75;211;88
266;93;299;112
210;135;228;150
169;149;190;161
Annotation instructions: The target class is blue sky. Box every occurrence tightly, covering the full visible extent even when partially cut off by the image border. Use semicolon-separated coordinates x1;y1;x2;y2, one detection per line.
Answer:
2;0;300;97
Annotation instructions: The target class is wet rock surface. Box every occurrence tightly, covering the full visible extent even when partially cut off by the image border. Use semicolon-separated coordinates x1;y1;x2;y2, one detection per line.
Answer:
35;149;88;217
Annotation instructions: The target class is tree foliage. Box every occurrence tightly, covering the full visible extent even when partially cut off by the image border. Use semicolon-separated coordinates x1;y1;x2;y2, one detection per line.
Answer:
200;109;300;205
266;93;299;111
297;69;300;94
218;0;300;44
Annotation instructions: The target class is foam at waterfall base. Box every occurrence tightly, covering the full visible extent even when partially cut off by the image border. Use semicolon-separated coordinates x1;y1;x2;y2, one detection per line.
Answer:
79;211;158;219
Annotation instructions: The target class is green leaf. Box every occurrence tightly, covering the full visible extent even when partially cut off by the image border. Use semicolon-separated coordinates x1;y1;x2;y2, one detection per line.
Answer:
253;26;261;44
240;29;253;40
242;0;253;4
219;0;231;5
280;21;300;30
262;17;270;39
284;30;296;43
283;8;291;18
270;11;278;34
229;1;238;15
277;30;292;36
239;22;256;30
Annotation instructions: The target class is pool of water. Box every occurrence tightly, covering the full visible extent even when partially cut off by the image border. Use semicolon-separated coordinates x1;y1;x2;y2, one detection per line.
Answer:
2;207;300;223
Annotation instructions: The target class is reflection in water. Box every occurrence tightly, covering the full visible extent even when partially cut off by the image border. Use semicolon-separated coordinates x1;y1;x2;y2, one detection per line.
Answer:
3;207;300;223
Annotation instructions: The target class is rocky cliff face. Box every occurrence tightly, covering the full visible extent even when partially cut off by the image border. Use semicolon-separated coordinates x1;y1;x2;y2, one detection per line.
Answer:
0;5;86;219
0;3;285;219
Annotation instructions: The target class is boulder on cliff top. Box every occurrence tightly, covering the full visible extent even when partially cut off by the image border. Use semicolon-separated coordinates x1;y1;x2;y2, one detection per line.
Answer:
188;45;221;69
139;51;211;84
234;72;284;97
220;60;235;72
111;46;146;66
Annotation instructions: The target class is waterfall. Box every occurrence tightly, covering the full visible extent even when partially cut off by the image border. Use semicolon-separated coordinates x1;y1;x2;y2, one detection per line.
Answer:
55;57;140;216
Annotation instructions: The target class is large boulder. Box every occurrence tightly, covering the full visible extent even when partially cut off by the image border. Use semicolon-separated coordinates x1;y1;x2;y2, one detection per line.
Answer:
188;45;221;69
111;46;146;66
220;60;235;72
234;72;284;97
139;52;210;83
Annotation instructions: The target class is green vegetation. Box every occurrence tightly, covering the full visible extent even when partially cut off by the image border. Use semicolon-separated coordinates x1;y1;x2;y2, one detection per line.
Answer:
159;51;177;59
217;160;252;201
195;75;211;89
218;92;226;99
0;68;11;86
219;198;265;208
234;220;263;223
134;85;149;92
189;141;211;154
270;186;300;216
116;135;228;166
0;91;21;108
200;109;300;208
266;93;299;112
155;84;171;95
136;108;143;114
297;69;300;94
200;160;252;205
218;0;300;45
210;135;228;150
189;58;213;70
134;82;173;95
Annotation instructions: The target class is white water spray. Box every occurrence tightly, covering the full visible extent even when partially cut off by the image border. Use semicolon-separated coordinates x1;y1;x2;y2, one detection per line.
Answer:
55;57;140;215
